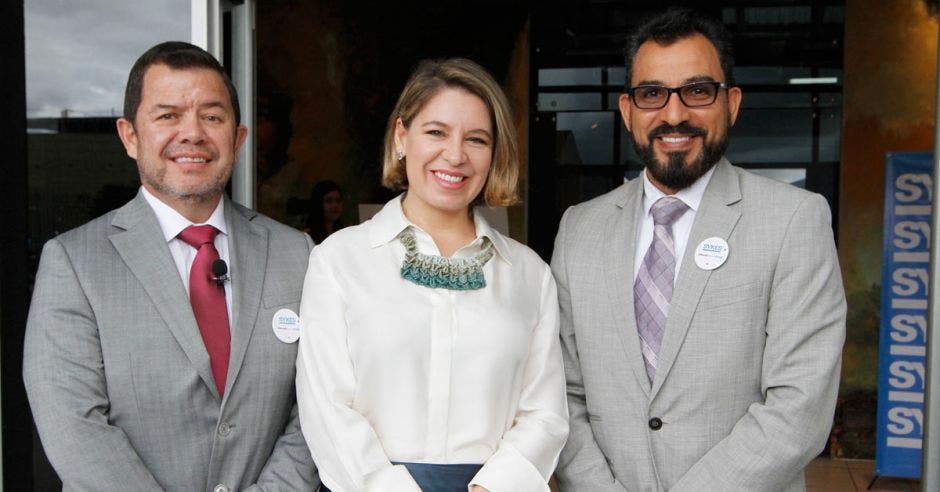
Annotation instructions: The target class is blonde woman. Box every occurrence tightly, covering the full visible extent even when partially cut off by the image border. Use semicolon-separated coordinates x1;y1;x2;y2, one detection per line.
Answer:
296;58;568;491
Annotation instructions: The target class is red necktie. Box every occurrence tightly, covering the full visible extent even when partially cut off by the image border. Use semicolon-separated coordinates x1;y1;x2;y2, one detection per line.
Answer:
178;225;230;398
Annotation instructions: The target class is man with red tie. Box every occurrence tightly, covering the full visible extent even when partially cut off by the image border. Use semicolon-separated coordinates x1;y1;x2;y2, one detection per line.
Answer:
23;41;318;491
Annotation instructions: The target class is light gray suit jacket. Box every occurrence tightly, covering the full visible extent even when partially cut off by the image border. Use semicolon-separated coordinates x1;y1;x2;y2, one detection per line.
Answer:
552;160;846;491
23;192;319;491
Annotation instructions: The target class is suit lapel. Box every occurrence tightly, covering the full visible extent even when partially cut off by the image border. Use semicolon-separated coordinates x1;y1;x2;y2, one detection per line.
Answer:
651;160;743;397
603;178;653;398
223;198;268;403
109;193;218;397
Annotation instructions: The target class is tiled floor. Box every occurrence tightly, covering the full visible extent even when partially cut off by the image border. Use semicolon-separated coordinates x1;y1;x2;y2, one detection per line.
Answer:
806;458;921;491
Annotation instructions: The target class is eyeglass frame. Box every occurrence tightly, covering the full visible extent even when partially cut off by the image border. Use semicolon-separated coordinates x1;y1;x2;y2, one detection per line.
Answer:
625;81;731;110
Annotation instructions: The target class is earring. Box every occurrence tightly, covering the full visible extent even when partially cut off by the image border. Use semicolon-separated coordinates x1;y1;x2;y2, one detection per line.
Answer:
396;150;405;161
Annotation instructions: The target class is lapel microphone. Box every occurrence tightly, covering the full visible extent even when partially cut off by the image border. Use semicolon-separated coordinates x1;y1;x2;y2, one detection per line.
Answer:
211;259;230;287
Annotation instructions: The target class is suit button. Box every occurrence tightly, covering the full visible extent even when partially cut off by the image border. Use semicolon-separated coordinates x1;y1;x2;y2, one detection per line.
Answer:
213;485;229;492
649;417;663;430
218;422;232;436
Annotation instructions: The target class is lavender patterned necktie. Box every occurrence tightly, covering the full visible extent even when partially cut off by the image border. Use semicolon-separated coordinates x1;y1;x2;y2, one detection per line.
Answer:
634;196;689;384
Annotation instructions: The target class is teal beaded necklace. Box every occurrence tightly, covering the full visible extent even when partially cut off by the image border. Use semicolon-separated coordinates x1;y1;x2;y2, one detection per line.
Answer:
398;227;494;290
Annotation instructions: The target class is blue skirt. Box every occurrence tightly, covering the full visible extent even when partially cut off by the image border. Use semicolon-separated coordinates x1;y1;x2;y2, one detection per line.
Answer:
321;462;483;492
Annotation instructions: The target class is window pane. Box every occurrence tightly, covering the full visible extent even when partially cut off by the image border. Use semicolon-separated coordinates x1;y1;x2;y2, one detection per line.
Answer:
824;5;845;23
556;112;613;166
620;124;641;166
727;108;814;163
820;68;843;83
820;106;843;161
537;93;602;111
722;7;737;25
539;67;603;86
26;1;191;245
818;92;842;108
26;1;191;118
607;93;624;109
741;92;812;109
743;6;812;25
607;67;626;87
734;66;811;85
747;168;807;188
559;175;620;204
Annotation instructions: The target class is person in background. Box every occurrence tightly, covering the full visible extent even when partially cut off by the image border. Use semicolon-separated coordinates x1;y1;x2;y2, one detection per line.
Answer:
552;8;846;491
23;41;318;491
304;179;345;244
296;57;568;491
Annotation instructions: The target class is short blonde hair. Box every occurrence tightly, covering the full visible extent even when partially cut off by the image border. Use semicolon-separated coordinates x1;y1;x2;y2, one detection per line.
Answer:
381;58;519;207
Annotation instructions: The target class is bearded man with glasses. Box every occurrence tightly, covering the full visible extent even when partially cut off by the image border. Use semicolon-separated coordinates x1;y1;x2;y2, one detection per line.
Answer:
552;7;846;491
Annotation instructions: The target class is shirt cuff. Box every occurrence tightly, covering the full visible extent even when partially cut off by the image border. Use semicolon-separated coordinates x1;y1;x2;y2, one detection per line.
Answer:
364;464;421;492
469;445;550;492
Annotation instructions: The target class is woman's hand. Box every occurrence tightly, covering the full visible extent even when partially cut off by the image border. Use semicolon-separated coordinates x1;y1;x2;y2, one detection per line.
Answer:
470;486;490;492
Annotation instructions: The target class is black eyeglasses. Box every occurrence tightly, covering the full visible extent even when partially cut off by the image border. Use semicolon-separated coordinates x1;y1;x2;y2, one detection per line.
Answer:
627;81;730;109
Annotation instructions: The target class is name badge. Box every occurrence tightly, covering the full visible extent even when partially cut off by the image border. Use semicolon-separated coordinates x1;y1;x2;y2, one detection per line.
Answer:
272;308;301;343
694;237;729;271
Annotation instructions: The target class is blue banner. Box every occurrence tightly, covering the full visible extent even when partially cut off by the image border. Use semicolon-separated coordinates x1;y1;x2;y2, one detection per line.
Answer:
876;152;932;478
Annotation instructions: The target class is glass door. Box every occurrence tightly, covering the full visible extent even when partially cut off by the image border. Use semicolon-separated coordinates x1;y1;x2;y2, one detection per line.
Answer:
16;1;256;487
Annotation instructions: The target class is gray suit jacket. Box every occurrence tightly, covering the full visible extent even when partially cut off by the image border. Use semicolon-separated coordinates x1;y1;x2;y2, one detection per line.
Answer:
552;160;846;491
23;192;319;491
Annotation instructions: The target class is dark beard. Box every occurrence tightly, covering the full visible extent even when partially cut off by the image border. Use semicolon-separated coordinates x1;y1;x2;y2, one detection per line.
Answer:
632;121;729;191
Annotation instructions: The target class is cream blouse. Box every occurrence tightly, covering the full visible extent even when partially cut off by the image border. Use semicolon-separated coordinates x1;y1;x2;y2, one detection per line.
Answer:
296;196;568;492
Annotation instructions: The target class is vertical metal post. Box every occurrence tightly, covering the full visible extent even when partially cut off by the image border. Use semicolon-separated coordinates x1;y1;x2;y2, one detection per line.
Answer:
923;25;940;492
191;0;221;55
192;0;255;209
229;0;256;209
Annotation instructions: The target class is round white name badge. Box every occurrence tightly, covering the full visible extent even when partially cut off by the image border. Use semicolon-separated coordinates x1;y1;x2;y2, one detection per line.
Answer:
694;237;730;271
272;308;301;343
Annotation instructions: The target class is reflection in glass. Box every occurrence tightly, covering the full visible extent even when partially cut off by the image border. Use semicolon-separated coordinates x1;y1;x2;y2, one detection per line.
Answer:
538;67;602;86
743;6;812;25
823;5;845;23
747;168;807;188
25;2;194;488
820;68;844;80
727;108;813;163
817;92;842;108
733;66;810;85
537;93;602;111
556;112;613;166
25;0;191;253
741;92;811;109
722;7;736;24
608;93;624;110
820;106;843;162
26;1;190;119
619;124;641;166
607;67;626;87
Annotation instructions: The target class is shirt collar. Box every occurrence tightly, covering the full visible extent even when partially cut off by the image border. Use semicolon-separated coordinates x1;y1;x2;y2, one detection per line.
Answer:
140;186;228;242
367;194;513;265
641;164;716;216
472;207;513;265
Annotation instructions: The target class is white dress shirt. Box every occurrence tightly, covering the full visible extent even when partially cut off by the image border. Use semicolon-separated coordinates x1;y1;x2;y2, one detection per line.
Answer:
634;166;716;283
140;186;233;322
296;196;569;492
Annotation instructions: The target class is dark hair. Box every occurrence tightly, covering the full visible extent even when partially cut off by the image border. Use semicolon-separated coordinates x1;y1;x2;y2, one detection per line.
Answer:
123;41;240;125
624;8;735;89
305;180;343;244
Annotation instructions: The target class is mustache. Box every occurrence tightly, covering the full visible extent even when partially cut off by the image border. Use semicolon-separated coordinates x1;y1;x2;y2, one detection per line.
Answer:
162;145;219;159
648;122;707;139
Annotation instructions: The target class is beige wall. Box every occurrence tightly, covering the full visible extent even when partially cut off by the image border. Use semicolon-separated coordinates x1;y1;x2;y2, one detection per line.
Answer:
840;0;937;390
836;0;936;457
